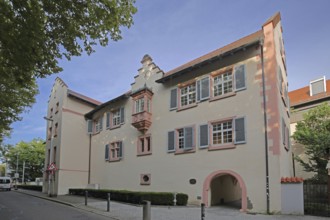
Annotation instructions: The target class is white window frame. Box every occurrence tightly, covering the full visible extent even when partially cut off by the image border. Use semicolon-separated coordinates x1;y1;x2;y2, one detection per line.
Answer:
112;109;121;126
109;141;122;161
135;98;144;113
213;71;233;97
211;120;233;145
180;84;196;107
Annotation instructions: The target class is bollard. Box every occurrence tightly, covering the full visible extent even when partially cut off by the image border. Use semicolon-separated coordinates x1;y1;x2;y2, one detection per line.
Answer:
201;203;205;220
107;193;110;212
142;200;151;220
85;190;88;206
173;192;177;206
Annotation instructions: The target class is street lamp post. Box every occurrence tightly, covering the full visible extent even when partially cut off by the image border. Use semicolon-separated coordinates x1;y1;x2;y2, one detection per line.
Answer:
15;153;19;190
44;116;53;197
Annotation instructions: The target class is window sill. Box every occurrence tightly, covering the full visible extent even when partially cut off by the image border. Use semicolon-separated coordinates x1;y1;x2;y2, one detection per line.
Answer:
108;158;121;162
209;92;235;102
174;149;196;155
208;144;235;151
137;152;152;157
177;103;197;112
108;125;121;130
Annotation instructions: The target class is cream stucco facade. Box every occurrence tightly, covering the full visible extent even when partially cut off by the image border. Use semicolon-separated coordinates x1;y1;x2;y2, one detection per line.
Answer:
43;12;294;213
42;78;101;195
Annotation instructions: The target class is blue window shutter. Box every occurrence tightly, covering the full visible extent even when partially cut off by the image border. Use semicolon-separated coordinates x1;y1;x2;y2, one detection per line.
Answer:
120;107;125;124
168;131;175;152
235;64;246;91
87;120;93;134
170;88;178;110
106;112;110;128
197;80;201;102
105;144;109;160
235;117;246;144
200;77;210;100
118;141;123;158
99;116;103;131
199;124;209;148
184;127;193;150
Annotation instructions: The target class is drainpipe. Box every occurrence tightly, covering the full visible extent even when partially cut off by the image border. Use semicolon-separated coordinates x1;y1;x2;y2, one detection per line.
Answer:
88;133;91;184
260;39;270;214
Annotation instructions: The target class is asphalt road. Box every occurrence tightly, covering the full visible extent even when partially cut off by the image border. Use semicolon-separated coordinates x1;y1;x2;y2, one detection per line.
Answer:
0;191;111;220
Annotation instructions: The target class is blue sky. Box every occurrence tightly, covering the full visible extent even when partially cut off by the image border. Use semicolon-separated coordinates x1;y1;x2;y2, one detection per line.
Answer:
3;0;330;145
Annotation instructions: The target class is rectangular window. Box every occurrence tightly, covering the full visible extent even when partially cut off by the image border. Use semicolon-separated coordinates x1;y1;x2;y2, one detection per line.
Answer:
95;116;103;133
135;98;144;113
180;84;196;107
50;108;53;118
109;141;123;161
213;72;233;97
54;123;58;137
48;127;52;140
207;117;246;150
55;102;59;113
137;134;152;156
168;126;195;153
212;121;233;145
112;109;121;126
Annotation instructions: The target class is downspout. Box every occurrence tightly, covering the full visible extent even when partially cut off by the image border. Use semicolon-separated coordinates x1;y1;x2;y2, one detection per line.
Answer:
260;39;270;214
88;133;91;184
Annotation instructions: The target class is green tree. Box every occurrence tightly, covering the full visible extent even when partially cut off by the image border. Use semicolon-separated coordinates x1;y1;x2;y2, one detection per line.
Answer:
0;0;137;141
4;139;45;181
292;103;330;182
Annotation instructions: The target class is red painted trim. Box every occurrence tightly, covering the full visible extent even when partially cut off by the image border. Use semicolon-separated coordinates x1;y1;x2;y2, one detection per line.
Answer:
62;108;85;117
202;170;247;212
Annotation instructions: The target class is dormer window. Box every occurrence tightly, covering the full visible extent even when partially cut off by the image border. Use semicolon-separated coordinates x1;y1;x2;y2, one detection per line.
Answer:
310;76;326;96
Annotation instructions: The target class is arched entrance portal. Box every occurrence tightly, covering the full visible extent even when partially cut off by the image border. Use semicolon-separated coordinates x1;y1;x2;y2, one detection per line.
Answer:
202;170;247;212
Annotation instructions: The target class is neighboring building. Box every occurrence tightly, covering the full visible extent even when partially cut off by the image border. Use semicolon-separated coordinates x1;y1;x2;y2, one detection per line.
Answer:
289;76;330;179
44;12;294;213
42;78;101;195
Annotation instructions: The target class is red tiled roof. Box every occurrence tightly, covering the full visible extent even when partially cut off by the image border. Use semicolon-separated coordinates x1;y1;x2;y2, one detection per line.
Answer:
162;30;264;78
67;89;102;106
281;177;304;183
288;80;330;107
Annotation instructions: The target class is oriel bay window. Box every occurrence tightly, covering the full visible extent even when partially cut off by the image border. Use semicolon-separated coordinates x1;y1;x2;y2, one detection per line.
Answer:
169;64;246;110
131;88;153;133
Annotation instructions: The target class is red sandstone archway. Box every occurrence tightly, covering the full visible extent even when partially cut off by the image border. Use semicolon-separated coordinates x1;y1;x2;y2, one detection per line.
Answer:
202;170;247;212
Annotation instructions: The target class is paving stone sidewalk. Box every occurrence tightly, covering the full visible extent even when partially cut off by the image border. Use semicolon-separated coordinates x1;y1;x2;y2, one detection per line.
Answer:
17;189;328;220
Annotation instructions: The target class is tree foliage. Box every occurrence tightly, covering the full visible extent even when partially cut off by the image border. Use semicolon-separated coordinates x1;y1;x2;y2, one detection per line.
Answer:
0;0;137;140
292;103;330;182
1;139;45;180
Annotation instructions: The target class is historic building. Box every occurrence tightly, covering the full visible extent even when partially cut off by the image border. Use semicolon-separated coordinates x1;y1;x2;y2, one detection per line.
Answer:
43;12;294;213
